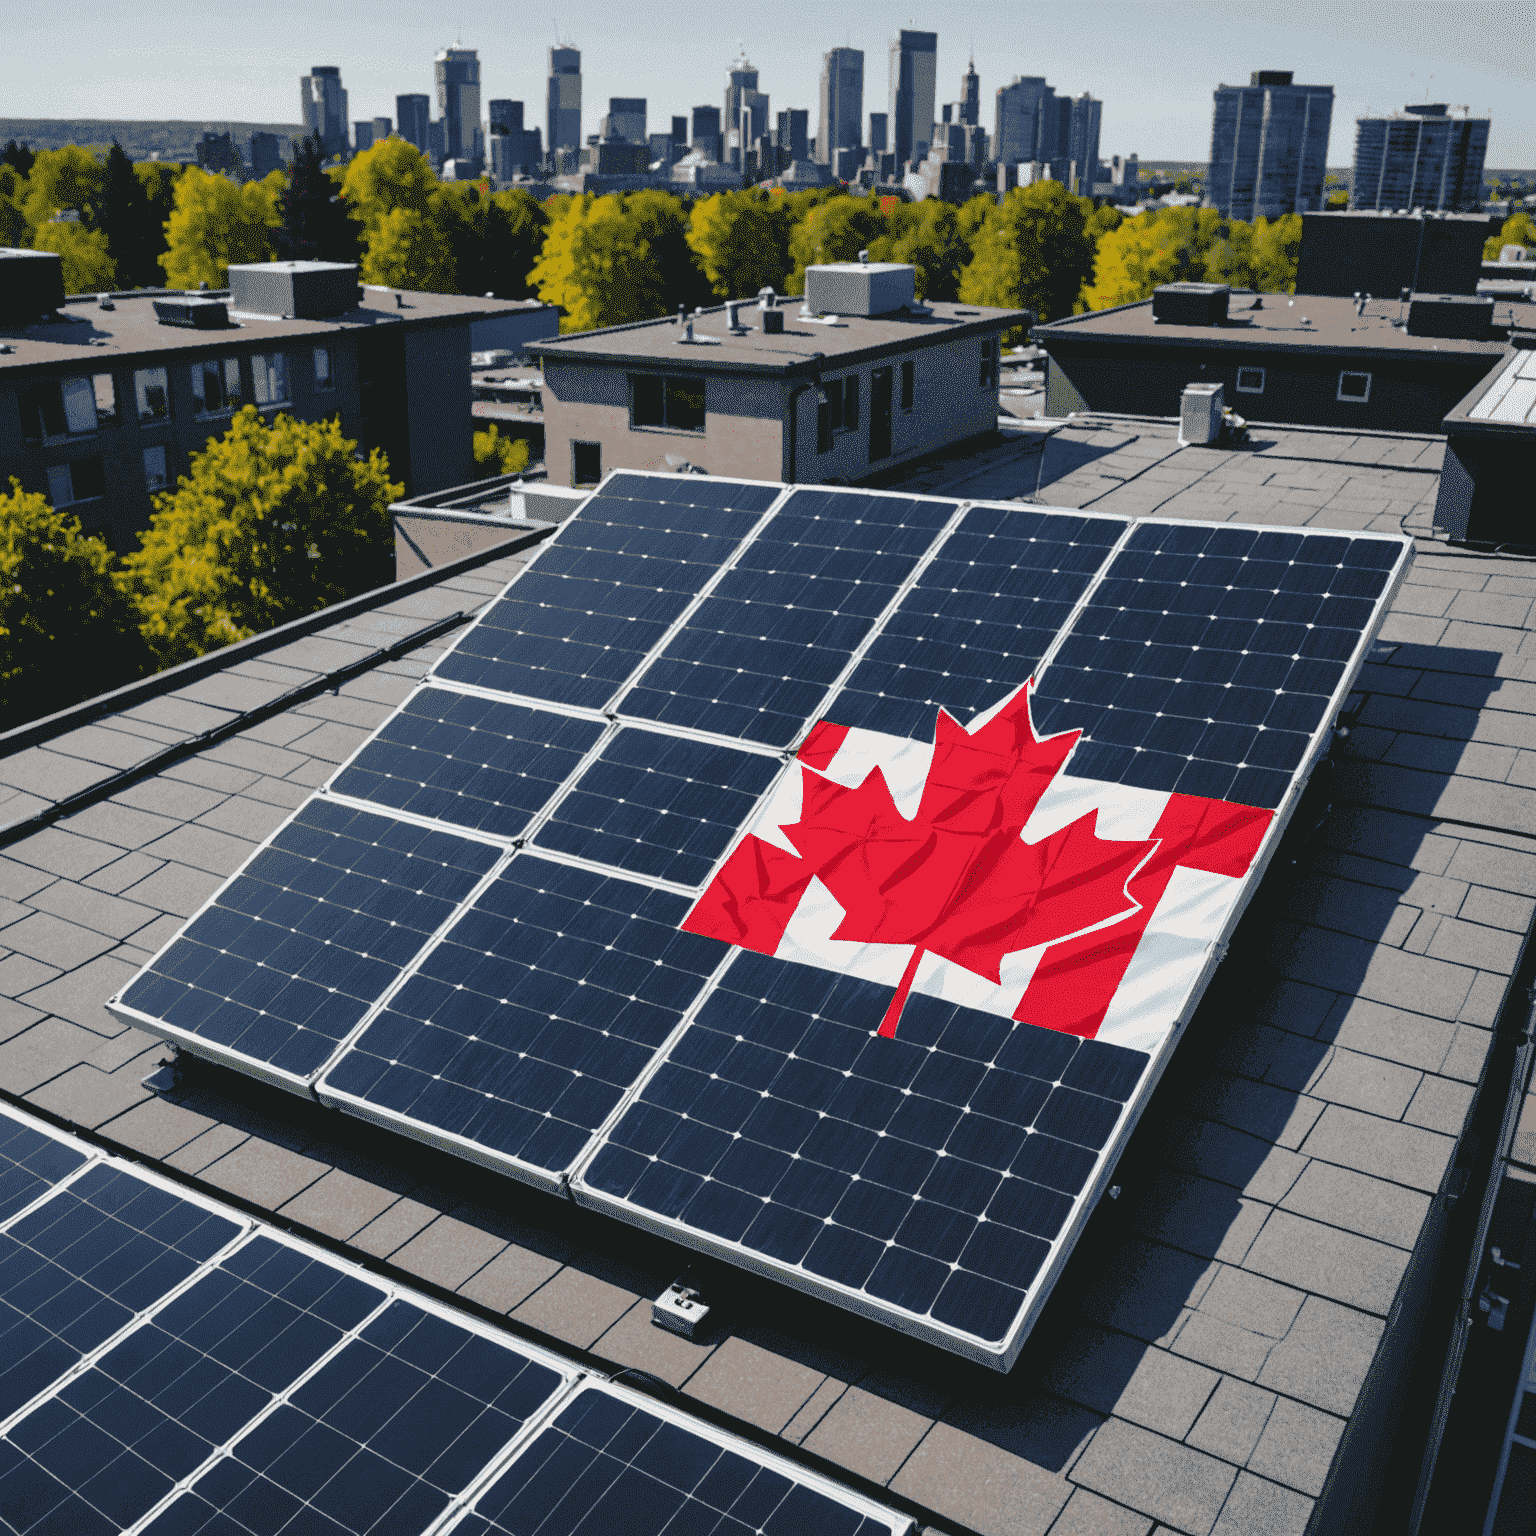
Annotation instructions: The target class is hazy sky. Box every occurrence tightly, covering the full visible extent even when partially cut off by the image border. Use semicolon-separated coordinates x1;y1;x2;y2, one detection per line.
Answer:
5;0;1532;164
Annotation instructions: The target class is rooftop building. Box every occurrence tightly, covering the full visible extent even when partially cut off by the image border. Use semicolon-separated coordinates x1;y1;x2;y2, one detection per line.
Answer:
299;65;348;161
888;29;937;165
1208;70;1334;221
1352;103;1492;214
818;47;864;167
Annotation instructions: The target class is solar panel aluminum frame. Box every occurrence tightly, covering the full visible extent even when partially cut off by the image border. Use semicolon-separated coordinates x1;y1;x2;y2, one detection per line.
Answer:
0;1099;104;1231
440;1377;917;1536
566;515;1416;1370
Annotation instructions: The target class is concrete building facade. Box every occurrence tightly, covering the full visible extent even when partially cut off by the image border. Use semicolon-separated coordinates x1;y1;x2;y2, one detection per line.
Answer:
994;76;1050;168
1352;104;1492;213
1069;94;1103;194
600;98;647;143
1208;70;1334;220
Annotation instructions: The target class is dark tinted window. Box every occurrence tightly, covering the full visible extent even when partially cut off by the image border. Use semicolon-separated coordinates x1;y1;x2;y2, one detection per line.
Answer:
901;359;914;409
632;374;665;426
572;440;602;485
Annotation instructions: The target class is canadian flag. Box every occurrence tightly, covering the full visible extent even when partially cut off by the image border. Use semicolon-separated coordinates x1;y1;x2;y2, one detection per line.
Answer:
683;682;1273;1055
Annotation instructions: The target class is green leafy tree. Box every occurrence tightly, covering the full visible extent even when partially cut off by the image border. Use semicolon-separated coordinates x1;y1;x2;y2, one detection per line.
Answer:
161;167;282;288
0;479;146;730
473;424;531;475
117;408;402;667
958;181;1097;322
99;141;162;288
434;185;549;299
786;193;887;294
364;206;457;292
32;219;116;293
1486;211;1536;259
687;190;795;299
275;135;360;265
341;137;454;291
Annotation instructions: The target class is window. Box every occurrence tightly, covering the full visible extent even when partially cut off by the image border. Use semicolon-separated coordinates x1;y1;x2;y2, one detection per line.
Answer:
630;374;705;432
820;376;859;440
572;440;602;486
143;446;168;492
44;457;105;507
92;373;117;428
900;359;915;411
1236;367;1266;394
253;353;289;407
191;356;242;416
979;338;998;388
18;376;99;441
313;346;333;390
1337;371;1372;403
135;367;170;423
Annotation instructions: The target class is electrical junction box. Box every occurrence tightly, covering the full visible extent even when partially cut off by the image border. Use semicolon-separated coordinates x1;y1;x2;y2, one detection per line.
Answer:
652;1280;710;1339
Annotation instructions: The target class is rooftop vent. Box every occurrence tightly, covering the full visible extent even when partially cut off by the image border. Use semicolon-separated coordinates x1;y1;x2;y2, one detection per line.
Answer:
1406;292;1495;340
0;247;65;323
152;296;230;329
803;261;916;318
1152;282;1231;325
226;260;361;320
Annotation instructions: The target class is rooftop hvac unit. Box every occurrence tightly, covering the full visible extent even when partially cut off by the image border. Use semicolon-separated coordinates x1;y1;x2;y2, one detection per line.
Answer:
0;248;65;322
152;297;230;328
226;261;361;319
1152;282;1231;325
803;261;917;317
1179;382;1224;445
1406;292;1494;340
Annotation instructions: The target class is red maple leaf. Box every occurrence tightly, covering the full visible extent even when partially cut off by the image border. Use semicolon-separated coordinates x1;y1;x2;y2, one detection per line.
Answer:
686;682;1159;1039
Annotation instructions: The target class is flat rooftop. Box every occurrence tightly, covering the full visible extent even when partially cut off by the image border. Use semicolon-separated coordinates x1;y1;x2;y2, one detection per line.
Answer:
1037;292;1536;360
527;300;1029;374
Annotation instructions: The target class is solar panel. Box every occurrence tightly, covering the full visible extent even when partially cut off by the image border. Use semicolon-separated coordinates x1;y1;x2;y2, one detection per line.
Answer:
111;473;1413;1366
450;1380;913;1536
0;1106;89;1224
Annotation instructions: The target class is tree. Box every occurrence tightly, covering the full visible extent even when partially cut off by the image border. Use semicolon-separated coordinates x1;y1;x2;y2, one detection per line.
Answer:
161;168;282;288
341;137;454;291
274;134;360;265
479;189;550;299
1;141;35;179
99;141;161;288
133;161;183;278
958;181;1097;322
32;220;116;293
687;190;795;300
0;164;27;248
364;206;457;292
473;424;531;475
117;408;402;667
786;193;887;294
874;198;966;301
18;146;106;236
0;479;146;730
1486;211;1536;259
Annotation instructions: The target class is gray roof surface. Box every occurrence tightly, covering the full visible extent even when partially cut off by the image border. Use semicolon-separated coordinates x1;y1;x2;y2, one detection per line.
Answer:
2;417;1534;1536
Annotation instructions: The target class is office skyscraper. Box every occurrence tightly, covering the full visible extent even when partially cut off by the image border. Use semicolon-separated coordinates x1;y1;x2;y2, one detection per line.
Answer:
777;109;809;162
300;67;348;160
435;47;481;166
488;100;522;137
1068;95;1102;189
396;94;430;156
1351;104;1490;212
548;47;582;155
1035;90;1071;163
818;47;864;165
888;29;937;164
691;104;723;163
248;132;283;179
1209;70;1334;220
601;99;647;142
959;59;980;127
994;77;1048;166
869;112;888;154
724;53;769;166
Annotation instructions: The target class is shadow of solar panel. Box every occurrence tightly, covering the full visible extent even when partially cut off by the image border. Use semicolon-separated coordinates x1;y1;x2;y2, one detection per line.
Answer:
142;1298;566;1536
1031;524;1402;809
117;801;502;1084
620;489;954;746
330;688;606;840
532;729;783;887
432;478;778;709
0;1111;87;1225
459;1384;902;1536
579;952;1147;1353
0;1165;241;1420
0;1235;379;1535
828;506;1128;740
319;857;723;1185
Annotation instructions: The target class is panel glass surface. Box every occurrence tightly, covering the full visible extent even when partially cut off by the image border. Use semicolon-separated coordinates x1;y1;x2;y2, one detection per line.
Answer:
582;952;1148;1347
0;1110;87;1225
321;857;723;1176
457;1386;895;1536
1030;524;1400;809
140;1299;566;1536
118;801;502;1079
330;688;605;840
0;1165;240;1419
621;489;954;746
0;1235;379;1536
828;505;1127;740
432;475;777;708
532;730;783;887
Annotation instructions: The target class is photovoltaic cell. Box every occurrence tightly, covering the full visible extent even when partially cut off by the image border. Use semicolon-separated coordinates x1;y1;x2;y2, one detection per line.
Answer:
457;1385;900;1536
320;857;724;1180
0;1113;87;1225
141;1297;566;1536
0;1164;240;1420
0;1235;379;1536
533;729;783;887
828;505;1127;740
432;475;778;709
581;951;1147;1348
620;489;954;746
117;800;502;1081
330;688;605;840
1030;523;1399;809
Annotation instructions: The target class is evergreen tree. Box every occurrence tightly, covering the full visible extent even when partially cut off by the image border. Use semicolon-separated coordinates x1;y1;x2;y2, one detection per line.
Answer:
274;134;359;264
1;141;34;179
100;140;159;289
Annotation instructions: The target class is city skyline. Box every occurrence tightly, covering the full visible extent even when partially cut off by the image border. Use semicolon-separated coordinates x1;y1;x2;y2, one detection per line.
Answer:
3;0;1530;165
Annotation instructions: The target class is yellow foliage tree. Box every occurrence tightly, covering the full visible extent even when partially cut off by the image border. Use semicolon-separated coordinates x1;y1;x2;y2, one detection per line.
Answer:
958;181;1097;323
18;146;105;233
340;137;456;292
1486;211;1536;259
686;190;794;299
161;168;282;288
785;194;887;295
117;408;402;666
32;219;115;293
473;424;531;475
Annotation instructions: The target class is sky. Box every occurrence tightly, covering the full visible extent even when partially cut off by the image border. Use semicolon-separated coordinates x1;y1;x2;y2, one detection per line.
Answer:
4;0;1532;165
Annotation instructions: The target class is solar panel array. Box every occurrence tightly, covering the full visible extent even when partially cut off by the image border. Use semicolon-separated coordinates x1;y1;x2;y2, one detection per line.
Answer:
0;1105;908;1536
112;472;1412;1365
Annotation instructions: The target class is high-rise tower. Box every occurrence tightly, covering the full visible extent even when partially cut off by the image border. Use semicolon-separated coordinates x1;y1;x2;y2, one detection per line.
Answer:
959;58;980;127
818;47;864;165
548;47;582;156
1209;70;1334;220
888;29;937;164
396;94;430;156
1351;104;1490;212
300;67;348;160
435;48;482;167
